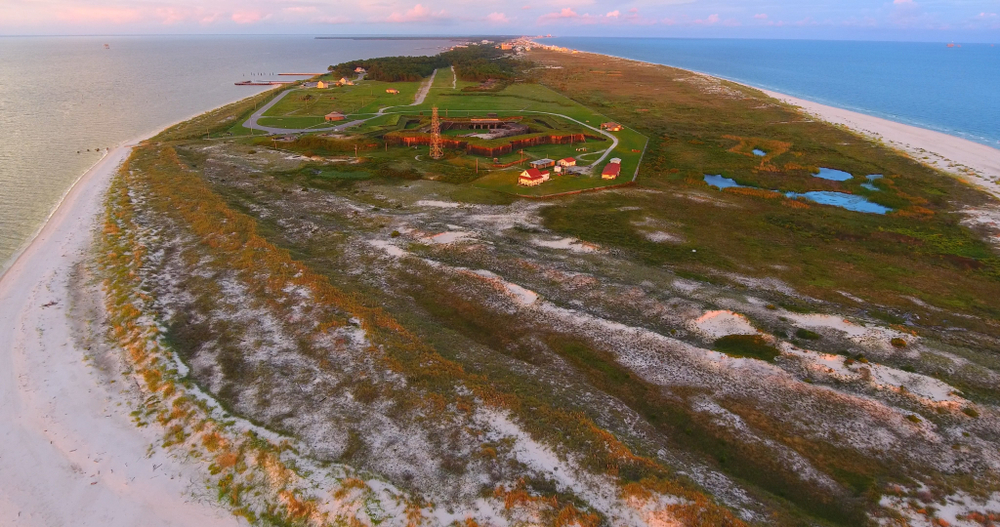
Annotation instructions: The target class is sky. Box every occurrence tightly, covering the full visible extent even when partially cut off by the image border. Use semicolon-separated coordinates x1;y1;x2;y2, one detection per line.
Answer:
2;0;998;41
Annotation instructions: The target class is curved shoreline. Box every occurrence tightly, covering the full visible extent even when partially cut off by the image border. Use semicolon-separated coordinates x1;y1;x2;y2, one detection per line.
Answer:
0;137;243;526
538;45;1000;199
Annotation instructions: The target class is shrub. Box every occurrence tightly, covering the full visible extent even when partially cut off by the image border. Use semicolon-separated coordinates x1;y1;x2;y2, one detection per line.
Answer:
391;230;401;238
891;338;907;348
962;407;980;418
713;335;780;362
906;414;922;423
795;328;822;340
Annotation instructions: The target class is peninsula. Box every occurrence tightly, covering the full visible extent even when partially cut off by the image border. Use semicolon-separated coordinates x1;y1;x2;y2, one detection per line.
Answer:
2;40;999;527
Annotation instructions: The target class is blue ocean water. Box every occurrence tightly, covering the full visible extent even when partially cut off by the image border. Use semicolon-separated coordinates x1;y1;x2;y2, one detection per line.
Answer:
0;35;453;271
546;38;1000;149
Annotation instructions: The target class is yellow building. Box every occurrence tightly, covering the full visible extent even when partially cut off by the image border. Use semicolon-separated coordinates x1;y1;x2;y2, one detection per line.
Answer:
316;81;328;89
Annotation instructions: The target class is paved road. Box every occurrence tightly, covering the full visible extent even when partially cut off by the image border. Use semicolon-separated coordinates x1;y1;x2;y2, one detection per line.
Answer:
242;69;438;135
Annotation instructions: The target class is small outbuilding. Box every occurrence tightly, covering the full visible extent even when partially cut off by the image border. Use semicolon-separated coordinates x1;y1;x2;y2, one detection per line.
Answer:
325;112;346;122
609;157;622;164
557;157;577;167
519;168;550;186
601;163;621;180
386;88;400;94
337;77;354;86
529;158;556;169
601;122;623;132
316;81;328;89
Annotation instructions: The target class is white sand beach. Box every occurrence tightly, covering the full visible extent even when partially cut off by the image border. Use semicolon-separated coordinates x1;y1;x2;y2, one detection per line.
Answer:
0;142;241;526
759;88;1000;200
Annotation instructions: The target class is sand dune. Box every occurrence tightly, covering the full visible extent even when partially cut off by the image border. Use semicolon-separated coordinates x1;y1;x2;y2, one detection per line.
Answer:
0;142;241;526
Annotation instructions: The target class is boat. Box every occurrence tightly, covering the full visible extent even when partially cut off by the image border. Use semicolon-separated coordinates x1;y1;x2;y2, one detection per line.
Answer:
104;43;110;49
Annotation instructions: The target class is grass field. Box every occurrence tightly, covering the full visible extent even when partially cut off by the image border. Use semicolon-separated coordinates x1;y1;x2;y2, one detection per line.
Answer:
247;74;650;196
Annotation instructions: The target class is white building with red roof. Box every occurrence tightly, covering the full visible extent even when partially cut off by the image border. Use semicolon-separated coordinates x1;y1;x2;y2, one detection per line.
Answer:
557;157;577;167
519;168;550;186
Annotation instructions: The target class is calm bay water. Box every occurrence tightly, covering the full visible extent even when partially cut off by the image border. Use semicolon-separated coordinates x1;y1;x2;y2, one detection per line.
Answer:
0;35;451;272
546;37;1000;149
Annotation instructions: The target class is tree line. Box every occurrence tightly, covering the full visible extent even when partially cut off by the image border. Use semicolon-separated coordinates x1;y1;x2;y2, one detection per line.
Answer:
328;43;526;83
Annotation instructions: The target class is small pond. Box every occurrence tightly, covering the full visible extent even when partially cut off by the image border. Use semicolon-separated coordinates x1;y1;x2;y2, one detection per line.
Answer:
814;168;854;181
752;149;767;157
861;174;883;191
785;191;892;214
704;174;891;214
703;174;743;189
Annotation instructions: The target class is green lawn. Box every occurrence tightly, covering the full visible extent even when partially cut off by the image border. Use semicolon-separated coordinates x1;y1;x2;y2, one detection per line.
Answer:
262;80;423;120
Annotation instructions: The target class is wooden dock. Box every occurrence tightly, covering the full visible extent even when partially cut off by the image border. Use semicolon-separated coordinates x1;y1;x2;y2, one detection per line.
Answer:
235;80;294;86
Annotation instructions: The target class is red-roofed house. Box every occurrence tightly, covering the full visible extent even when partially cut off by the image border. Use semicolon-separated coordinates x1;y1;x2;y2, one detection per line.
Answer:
601;163;621;180
519;168;550;186
557;157;577;167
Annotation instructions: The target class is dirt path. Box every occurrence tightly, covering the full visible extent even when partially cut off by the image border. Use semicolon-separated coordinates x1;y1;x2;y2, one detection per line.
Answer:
412;68;437;106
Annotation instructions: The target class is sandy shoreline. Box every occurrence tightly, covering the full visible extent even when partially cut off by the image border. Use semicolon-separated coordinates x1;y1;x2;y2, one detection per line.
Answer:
0;140;241;526
757;88;1000;200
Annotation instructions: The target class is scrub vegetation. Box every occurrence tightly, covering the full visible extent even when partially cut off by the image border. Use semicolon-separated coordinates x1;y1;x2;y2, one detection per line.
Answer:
96;44;1000;527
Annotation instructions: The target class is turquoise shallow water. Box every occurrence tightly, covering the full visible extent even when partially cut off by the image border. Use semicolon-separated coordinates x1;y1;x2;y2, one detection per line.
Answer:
546;37;1000;149
0;35;452;271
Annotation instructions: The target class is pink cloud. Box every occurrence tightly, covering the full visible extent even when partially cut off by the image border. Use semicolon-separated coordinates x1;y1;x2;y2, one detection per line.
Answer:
754;13;768;19
693;13;719;25
231;10;263;24
384;4;447;23
538;7;653;25
283;6;318;15
314;15;351;24
56;6;141;24
486;12;510;23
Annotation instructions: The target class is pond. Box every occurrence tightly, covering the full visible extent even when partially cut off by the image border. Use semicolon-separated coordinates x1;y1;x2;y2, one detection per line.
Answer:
813;168;854;181
785;191;892;214
704;174;891;214
703;174;744;189
752;149;767;156
861;174;883;191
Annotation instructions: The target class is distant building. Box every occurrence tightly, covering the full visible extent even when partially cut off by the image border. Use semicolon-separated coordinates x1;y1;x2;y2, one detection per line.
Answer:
337;77;354;86
557;157;577;167
354;67;366;73
530;158;556;169
601;163;621;180
386;88;400;94
601;122;623;132
519;168;550;186
553;166;563;173
325;112;346;122
500;43;513;51
316;81;328;89
609;157;622;164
